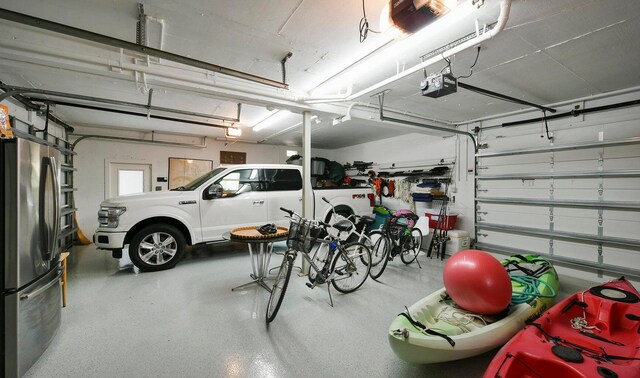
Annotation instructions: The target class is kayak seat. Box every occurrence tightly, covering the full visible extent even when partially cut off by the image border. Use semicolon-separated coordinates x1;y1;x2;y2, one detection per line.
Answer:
551;345;583;363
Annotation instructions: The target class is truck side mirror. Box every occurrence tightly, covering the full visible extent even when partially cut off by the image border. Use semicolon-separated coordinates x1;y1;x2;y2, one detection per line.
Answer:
205;183;223;199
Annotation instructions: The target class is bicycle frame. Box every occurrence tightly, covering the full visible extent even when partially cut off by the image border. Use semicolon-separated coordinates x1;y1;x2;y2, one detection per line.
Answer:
266;206;372;323
285;212;368;291
380;215;422;268
322;196;376;246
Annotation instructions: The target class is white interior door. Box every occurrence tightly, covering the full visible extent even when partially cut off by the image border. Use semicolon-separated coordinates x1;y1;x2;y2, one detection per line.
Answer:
107;162;151;198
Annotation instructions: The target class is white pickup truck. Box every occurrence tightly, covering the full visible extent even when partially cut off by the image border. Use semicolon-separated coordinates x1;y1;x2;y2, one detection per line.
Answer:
94;164;374;271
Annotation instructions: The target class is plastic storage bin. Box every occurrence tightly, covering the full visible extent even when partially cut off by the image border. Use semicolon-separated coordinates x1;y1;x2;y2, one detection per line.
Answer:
425;211;458;230
446;230;470;254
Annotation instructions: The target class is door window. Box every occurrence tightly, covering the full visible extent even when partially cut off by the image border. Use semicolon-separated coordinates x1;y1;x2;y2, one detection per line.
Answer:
118;170;144;195
107;162;151;198
216;168;261;196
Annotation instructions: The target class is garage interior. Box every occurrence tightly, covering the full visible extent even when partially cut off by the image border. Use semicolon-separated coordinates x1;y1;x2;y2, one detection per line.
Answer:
1;0;640;377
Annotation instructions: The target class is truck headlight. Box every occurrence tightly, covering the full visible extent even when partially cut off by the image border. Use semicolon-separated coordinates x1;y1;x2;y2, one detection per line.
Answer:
98;206;126;228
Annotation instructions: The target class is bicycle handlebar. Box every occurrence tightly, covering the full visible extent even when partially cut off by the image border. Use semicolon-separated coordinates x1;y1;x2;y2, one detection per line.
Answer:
279;207;294;216
280;207;329;229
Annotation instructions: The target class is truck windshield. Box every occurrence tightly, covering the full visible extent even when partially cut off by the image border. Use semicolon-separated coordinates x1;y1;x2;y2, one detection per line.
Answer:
171;168;226;191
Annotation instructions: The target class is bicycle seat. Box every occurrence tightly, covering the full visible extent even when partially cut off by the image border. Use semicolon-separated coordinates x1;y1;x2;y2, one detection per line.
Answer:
355;216;375;233
359;216;375;226
333;219;353;232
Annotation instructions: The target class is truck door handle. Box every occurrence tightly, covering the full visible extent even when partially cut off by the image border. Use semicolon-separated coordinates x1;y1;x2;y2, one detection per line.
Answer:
253;200;265;205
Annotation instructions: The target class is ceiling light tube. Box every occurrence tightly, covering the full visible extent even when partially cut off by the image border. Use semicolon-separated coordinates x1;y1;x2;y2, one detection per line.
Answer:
214;137;258;144
306;0;511;104
259;115;318;142
252;109;292;131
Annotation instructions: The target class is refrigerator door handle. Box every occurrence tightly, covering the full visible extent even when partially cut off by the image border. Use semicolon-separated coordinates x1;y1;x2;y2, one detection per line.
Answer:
19;269;63;300
50;156;61;258
40;156;61;261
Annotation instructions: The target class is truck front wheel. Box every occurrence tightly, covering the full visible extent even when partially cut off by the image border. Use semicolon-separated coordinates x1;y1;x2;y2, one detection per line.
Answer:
129;224;186;272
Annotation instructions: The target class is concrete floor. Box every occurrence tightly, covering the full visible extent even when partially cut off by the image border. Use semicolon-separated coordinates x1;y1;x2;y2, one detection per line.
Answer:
24;243;597;378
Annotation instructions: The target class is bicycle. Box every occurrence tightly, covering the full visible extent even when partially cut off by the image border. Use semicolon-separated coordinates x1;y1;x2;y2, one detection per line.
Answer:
266;207;372;323
366;211;423;280
320;197;391;281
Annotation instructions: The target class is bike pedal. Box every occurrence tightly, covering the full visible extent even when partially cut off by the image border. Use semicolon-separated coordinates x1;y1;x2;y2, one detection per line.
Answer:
305;282;313;288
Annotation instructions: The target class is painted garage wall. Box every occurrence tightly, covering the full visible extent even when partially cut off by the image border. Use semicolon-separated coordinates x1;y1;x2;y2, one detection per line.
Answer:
73;131;331;235
329;132;473;231
328;88;640;285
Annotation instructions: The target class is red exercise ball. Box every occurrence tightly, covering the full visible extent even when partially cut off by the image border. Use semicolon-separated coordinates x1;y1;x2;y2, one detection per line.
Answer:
443;249;512;315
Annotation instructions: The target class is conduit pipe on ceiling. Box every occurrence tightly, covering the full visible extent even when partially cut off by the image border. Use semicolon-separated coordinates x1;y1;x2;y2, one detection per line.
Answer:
305;0;511;104
378;93;478;150
0;8;288;90
35;100;229;129
71;134;207;150
339;102;456;128
0;85;241;123
0;39;308;106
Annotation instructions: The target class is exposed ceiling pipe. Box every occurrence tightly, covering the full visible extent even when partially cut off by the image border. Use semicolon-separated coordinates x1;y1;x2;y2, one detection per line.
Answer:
0;8;288;90
0;85;241;123
305;0;511;104
378;92;478;150
0;22;489;133
34;100;229;129
2;45;465;136
71;133;207;150
338;102;456;128
332;102;358;124
0;38;308;106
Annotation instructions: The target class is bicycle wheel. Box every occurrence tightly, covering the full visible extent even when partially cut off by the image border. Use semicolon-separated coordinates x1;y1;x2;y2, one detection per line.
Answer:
308;241;331;284
266;252;295;323
331;242;371;293
368;232;390;280
401;228;423;264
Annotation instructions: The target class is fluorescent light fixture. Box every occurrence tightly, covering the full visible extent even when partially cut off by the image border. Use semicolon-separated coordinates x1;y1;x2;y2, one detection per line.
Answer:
214;137;258;144
312;0;477;95
225;127;242;138
252;110;291;132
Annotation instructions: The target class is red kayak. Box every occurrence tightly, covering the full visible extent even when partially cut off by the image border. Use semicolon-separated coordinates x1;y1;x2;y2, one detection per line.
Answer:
485;277;640;378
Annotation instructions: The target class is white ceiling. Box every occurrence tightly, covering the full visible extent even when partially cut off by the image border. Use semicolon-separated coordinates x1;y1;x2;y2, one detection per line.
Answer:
1;0;639;149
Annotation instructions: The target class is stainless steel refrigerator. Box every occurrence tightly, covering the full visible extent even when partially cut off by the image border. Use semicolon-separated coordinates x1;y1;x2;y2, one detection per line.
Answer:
1;136;62;377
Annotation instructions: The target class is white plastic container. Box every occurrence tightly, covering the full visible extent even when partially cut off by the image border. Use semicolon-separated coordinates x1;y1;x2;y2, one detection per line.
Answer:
414;216;432;250
446;230;470;254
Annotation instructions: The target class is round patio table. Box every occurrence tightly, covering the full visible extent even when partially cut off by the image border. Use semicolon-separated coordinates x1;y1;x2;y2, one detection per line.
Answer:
226;226;288;292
